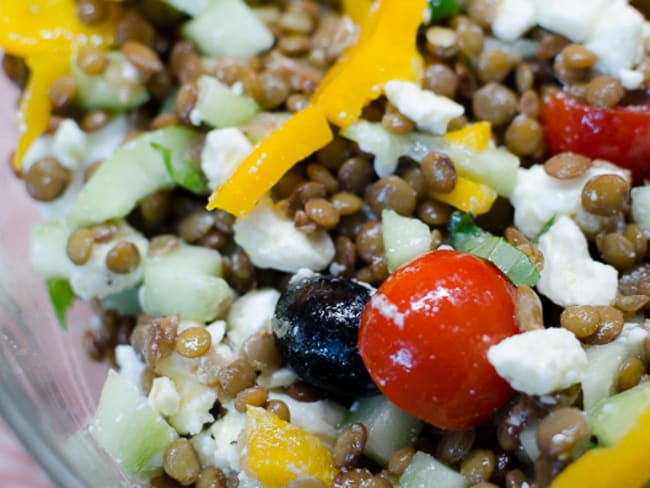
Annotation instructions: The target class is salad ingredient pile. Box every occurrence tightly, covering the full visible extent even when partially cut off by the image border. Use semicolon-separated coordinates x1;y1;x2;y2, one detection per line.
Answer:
4;0;650;487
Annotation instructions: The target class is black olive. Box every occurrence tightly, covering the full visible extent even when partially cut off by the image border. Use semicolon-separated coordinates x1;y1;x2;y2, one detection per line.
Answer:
272;274;377;397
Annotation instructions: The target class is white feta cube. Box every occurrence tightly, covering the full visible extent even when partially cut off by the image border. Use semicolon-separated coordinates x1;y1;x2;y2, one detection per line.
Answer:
492;0;537;41
384;80;464;135
148;377;181;417
537;216;618;307
209;407;246;474
619;69;645;90
535;0;609;43
234;200;335;273
487;328;588;395
200;128;253;190
227;288;280;352
52;119;87;170
115;345;145;391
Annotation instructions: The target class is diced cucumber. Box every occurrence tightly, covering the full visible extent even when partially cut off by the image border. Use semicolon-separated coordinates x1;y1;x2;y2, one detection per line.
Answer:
141;243;234;322
162;0;213;15
399;451;469;488
195;75;260;128
582;324;648;410
68;126;202;226
588;381;650;447
71;52;149;111
381;209;432;272
30;222;72;279
90;370;178;482
631;186;650;239
101;287;142;316
182;0;274;58
340;122;519;197
339;395;423;465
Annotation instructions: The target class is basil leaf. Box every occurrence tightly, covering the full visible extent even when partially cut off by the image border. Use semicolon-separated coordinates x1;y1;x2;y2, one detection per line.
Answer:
428;0;459;23
449;211;540;287
47;278;75;330
152;142;207;195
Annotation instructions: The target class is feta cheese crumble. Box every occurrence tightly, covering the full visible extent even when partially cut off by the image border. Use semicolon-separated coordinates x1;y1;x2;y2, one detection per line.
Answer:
227;288;280;352
487;328;588;395
200;128;253;190
384;80;464;135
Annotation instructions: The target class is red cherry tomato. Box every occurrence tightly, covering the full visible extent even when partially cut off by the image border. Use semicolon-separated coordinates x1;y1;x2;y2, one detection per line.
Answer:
542;93;650;182
358;249;518;430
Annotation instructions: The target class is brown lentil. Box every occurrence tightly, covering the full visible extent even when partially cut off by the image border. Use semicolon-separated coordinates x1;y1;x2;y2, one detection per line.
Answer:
387;447;416;477
518;90;541;119
83;329;105;361
197;231;226;250
286;478;327;488
2;53;28;89
331;469;391;488
582;306;625;345
140;366;155;396
455;61;479;99
598;233;637;271
422;64;459;98
460;449;496;484
178;210;216;243
332;423;367;469
454;16;484;58
338;157;374;193
536;408;587;460
66;228;96;265
106;242;141;274
515;285;544;331
624;224;648;259
25;157;71;202
477;49;514;84
278;35;312;56
219;359;256;397
223;250;255;294
48;75;78;112
422;152;457;193
196;467;227;488
581;174;629;216
306;163;338;194
114;12;156;47
355;221;384;264
436;429;476;465
504;469;528;488
382;112;416;134
536;33;568;60
175;82;199;124
258;72;291;110
466;0;498;27
149;235;181;257
288;181;328;215
91;223;118;243
286;93;310;113
150;113;180;130
176;327;212;358
618;356;645;392
330;192;364;216
515;63;534;93
81;110;110;132
615;293;649;314
472;83;518;126
77;0;109;25
366;176;417;216
304;198;340;229
399;163;428;200
561;305;602;338
561;44;597;69
425;26;459;58
122;41;164;78
163;439;201;486
265;399;291;422
585;75;625;108
241;331;283;373
234;386;269;412
76;46;109;75
544;153;592;179
285;381;323;402
84;161;101;183
417;199;453;226
505;115;544;157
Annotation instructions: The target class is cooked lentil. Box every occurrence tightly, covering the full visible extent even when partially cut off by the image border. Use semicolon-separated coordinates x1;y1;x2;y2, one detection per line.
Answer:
581;174;629;216
66;228;96;265
25;157;70;201
460;449;496;484
422;152;457;194
332;423;367;469
105;241;141;274
543;153;592;179
536;408;587;460
163;439;201;486
176;327;212;358
264;399;291;422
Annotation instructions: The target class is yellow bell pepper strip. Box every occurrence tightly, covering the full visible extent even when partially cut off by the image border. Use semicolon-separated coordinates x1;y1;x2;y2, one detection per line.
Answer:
430;176;498;215
206;105;333;217
343;0;375;24
0;0;120;169
312;0;426;127
241;406;338;488
551;405;650;488
445;121;492;152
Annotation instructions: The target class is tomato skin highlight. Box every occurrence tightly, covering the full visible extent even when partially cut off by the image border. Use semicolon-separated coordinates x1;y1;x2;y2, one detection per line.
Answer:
542;93;650;182
358;250;518;430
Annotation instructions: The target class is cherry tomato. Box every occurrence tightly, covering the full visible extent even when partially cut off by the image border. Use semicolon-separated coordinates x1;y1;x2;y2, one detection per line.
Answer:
542;93;650;182
358;249;518;430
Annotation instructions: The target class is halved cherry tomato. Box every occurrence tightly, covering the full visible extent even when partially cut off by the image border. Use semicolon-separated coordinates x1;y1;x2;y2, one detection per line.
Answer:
542;93;650;182
358;249;518;430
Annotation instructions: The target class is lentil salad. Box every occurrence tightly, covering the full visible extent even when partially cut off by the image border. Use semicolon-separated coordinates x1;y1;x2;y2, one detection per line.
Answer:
4;0;650;487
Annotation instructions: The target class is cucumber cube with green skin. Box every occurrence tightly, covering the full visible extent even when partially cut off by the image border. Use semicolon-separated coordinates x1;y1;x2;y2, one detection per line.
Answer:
141;243;234;323
71;52;149;111
382;209;432;272
399;451;469;488
161;0;213;16
588;381;650;447
90;370;178;482
183;0;274;58
67;126;202;227
339;395;423;466
194;75;260;128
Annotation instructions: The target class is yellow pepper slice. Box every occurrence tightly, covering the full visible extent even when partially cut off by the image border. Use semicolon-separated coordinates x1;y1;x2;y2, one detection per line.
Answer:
0;0;120;169
445;121;492;152
343;0;375;24
241;406;337;488
207;105;333;217
430;176;497;215
312;0;426;127
551;406;650;488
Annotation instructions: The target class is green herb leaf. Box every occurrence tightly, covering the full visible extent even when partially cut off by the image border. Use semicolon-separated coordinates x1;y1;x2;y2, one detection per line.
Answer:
46;278;75;330
152;142;207;195
449;212;540;287
533;214;557;245
428;0;459;23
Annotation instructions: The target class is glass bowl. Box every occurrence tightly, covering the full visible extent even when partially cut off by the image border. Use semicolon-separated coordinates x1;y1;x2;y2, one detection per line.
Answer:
0;78;132;486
